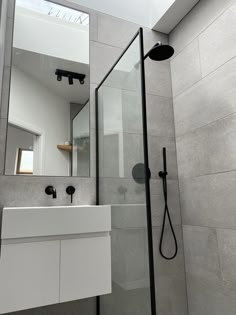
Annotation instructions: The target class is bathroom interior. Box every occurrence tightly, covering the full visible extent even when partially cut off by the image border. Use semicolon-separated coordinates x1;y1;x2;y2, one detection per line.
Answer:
0;0;235;314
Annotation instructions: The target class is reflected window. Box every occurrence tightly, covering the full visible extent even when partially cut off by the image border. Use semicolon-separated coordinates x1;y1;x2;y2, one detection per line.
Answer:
16;148;34;174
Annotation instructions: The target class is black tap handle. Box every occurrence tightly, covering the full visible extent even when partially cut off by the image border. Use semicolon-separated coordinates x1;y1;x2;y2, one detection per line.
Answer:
66;186;75;203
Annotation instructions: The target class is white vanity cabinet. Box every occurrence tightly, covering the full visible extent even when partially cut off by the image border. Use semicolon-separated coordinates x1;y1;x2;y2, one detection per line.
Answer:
0;241;60;314
60;236;111;302
0;205;111;314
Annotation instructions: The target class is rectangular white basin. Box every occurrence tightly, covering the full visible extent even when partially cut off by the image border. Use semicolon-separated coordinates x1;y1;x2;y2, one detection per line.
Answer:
1;205;111;240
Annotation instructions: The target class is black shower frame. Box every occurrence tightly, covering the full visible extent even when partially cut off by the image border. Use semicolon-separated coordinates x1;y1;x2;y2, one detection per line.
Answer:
95;27;156;315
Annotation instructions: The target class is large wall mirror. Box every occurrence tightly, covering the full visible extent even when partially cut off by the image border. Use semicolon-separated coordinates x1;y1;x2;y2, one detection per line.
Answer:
4;0;90;176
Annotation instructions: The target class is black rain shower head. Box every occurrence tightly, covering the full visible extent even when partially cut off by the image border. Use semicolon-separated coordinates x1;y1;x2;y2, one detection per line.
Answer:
144;41;174;61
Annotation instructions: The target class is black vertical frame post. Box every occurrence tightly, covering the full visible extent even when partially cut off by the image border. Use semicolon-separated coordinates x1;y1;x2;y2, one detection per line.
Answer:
95;87;100;315
95;88;99;207
139;27;157;315
95;28;156;315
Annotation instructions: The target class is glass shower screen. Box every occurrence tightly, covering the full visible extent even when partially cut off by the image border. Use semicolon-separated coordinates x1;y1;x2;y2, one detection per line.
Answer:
95;28;156;315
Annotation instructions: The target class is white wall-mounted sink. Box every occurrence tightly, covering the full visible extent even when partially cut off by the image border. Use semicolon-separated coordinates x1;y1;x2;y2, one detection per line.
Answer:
0;205;111;314
1;205;111;239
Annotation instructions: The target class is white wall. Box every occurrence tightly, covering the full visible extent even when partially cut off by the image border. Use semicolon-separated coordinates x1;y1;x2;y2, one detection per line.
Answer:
69;0;199;33
14;7;89;64
69;0;150;27
149;0;175;27
152;0;200;33
72;103;89;176
9;67;70;176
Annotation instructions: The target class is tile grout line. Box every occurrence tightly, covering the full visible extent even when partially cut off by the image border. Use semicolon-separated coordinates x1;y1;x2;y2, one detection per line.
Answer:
176;110;236;139
172;54;236;100
179;168;236;180
170;0;236;60
183;223;236;233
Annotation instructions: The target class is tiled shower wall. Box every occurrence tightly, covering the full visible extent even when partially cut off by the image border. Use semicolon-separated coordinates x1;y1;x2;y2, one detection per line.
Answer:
92;11;188;315
0;0;187;314
170;0;236;314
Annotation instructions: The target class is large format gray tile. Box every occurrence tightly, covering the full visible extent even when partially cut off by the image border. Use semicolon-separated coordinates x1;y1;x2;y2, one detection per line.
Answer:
217;228;236;295
0;176;95;207
176;127;210;176
90;41;122;85
102;86;123;132
97;14;168;52
148;136;178;179
97;13;139;49
146;94;175;137
103;132;120;178
123;133;143;178
99;178;146;205
0;118;7;174
155;273;188;315
89;128;96;178
7;0;15;19
199;3;236;77
184;225;236;315
183;225;221;282
179;172;236;229
89;84;97;130
186;272;236;315
100;281;151;315
145;59;172;98
4;17;14;67
173;57;236;136
169;0;235;54
153;225;188;315
207;113;236;174
89;10;98;42
176;113;236;177
171;39;201;96
150;179;181;227
122;89;142;134
153;225;186;276
1;66;11;119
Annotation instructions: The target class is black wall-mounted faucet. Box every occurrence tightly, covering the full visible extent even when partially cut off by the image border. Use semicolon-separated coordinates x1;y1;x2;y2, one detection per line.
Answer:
66;186;75;203
45;186;57;199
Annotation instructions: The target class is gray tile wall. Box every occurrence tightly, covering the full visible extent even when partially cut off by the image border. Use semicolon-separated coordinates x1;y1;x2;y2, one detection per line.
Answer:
94;9;188;315
0;0;188;314
170;1;236;314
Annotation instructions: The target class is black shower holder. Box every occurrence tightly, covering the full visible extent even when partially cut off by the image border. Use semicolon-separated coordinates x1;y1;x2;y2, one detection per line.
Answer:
158;170;168;178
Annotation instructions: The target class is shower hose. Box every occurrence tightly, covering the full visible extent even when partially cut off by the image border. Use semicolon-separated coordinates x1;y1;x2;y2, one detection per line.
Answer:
159;148;178;260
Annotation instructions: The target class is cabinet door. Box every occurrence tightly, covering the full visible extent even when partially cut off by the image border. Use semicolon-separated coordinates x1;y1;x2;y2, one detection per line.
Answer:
60;236;111;302
0;241;60;314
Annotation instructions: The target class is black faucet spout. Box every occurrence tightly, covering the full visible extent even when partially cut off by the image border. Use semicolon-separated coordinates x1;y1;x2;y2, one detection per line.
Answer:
45;186;57;199
52;188;57;199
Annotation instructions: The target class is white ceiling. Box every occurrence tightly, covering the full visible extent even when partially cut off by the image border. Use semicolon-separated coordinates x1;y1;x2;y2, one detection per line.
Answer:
12;48;90;105
70;0;200;34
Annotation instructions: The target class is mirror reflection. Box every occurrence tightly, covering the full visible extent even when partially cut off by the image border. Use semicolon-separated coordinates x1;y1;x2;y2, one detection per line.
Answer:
5;0;90;176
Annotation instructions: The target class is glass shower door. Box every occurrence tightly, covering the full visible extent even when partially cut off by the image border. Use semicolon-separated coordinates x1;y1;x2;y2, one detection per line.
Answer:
95;28;156;315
